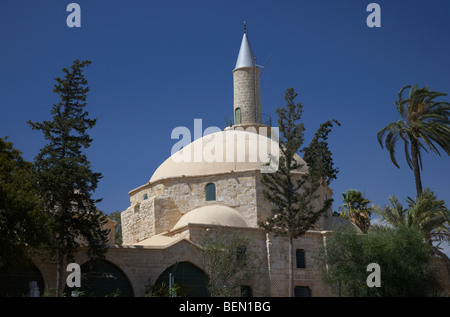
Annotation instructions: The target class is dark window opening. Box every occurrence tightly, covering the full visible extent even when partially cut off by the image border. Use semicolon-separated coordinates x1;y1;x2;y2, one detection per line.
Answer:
240;285;252;297
205;183;216;201
296;249;306;268
236;246;247;266
294;286;311;297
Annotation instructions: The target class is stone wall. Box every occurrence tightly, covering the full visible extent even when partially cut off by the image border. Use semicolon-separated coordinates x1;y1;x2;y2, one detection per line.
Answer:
32;227;334;297
188;224;271;296
266;231;332;297
121;169;333;246
33;241;205;297
121;172;259;245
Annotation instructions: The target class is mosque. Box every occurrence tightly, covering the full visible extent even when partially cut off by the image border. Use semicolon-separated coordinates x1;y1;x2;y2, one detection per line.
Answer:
6;26;449;298
5;28;351;297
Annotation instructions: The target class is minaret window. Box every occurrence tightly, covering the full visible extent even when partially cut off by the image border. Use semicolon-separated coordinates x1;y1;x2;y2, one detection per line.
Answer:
235;108;241;125
205;183;216;201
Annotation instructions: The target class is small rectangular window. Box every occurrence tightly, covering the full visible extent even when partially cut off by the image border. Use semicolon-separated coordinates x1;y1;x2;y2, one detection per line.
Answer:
236;246;246;266
296;249;306;268
240;285;252;297
294;286;311;297
205;183;216;201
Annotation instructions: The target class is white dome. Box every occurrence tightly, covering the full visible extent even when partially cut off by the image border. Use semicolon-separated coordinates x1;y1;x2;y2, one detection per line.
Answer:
150;130;307;183
172;205;248;230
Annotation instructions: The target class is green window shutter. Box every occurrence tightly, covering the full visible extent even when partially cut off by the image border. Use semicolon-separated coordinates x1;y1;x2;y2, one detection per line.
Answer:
205;183;216;201
235;108;241;125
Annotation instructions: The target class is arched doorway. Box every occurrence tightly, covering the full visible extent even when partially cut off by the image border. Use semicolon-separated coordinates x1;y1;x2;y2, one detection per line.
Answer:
0;264;44;297
63;259;133;297
153;262;209;297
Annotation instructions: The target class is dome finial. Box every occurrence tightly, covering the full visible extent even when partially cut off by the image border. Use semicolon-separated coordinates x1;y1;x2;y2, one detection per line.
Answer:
243;21;247;34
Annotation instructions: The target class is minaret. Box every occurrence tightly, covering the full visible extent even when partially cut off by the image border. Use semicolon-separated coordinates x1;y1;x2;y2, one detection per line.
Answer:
232;24;262;128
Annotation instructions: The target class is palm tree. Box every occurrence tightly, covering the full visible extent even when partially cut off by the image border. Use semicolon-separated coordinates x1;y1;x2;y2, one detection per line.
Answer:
338;189;373;233
375;188;449;248
377;85;450;196
375;189;450;277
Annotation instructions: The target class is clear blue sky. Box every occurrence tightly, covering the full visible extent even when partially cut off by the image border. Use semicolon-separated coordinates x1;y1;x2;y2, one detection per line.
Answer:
1;1;449;218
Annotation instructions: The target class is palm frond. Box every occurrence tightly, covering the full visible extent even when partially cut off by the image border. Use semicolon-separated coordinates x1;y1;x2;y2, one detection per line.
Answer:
378;84;450;179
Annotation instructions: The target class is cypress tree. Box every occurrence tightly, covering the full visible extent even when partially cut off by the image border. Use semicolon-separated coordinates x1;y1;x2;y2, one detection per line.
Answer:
258;88;333;296
303;119;340;186
28;60;109;296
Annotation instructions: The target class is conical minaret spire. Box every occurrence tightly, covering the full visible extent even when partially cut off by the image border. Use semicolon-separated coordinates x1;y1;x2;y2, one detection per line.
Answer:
235;22;256;70
234;33;256;70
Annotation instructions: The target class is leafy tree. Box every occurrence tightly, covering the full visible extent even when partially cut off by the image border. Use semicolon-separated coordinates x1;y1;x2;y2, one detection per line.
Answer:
377;85;450;196
200;227;261;297
315;225;441;296
258;88;333;296
0;137;47;270
338;189;373;233
375;189;450;275
27;60;109;296
376;189;449;245
303;119;340;186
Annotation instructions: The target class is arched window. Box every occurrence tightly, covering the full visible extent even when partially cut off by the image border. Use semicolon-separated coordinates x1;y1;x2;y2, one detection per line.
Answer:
205;183;216;201
0;264;44;297
154;262;210;297
63;259;134;297
235;108;241;125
